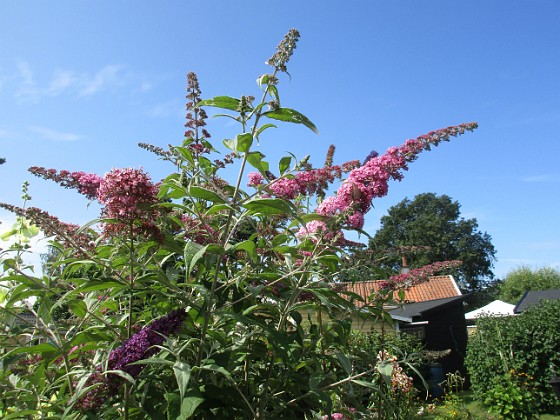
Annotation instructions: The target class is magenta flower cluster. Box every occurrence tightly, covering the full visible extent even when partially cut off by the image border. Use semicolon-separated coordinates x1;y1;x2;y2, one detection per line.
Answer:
297;123;477;241
29;167;103;201
76;309;187;411
29;166;161;238
96;167;160;237
107;309;187;381
248;161;360;200
378;260;463;291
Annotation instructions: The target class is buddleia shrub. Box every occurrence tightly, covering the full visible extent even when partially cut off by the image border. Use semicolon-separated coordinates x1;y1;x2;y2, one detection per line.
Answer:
0;29;478;419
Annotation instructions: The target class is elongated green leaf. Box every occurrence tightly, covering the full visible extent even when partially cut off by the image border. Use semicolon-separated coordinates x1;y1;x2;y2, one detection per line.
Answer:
129;358;175;367
263;108;319;134
8;343;59;356
165;393;181;420
351;379;381;390
255;123;277;139
199;363;233;379
246;151;269;175
242;198;295;215
268;85;279;101
75;281;126;293
335;352;353;375
189;186;226;203
173;360;191;399
198;96;240;111
188;244;207;274
256;74;269;89
4;410;40;419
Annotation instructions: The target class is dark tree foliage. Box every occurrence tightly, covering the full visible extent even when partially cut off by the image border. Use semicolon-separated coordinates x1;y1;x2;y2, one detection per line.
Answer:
369;193;496;291
0;158;6;165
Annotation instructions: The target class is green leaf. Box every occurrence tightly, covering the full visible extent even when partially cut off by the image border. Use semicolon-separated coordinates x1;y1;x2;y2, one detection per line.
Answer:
262;108;319;134
278;156;292;175
3;410;40;419
198;96;240;111
173;360;191;399
229;240;257;262
75;281;126;294
242;198;295;215
68;300;87;318
179;395;205;420
256;74;269;89
189;186;226;203
351;379;381;390
268;85;279;101
223;132;253;153
165;393;181;420
255;123;277;139
199;363;233;380
246;151;269;175
335;352;353;375
8;343;59;356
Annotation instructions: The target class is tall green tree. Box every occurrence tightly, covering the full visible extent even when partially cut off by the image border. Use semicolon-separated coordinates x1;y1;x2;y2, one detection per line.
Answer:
499;265;560;304
369;193;496;291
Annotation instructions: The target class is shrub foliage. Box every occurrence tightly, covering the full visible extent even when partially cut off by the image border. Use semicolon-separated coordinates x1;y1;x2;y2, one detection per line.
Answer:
465;300;560;414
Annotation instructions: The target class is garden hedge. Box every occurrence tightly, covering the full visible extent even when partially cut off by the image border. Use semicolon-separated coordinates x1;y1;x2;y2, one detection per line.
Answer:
465;300;560;414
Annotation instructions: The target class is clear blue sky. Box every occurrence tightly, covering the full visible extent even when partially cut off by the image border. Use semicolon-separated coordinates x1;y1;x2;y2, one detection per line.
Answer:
1;1;559;279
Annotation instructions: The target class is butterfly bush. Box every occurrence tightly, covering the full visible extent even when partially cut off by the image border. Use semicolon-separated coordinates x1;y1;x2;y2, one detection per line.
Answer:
0;29;480;419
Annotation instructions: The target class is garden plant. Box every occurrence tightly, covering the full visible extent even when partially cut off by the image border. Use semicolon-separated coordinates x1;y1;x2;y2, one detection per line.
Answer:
0;30;478;419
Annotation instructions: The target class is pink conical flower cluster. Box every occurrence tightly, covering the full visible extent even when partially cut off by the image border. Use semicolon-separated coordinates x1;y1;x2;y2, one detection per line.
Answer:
29;166;161;238
298;123;478;241
97;167;160;237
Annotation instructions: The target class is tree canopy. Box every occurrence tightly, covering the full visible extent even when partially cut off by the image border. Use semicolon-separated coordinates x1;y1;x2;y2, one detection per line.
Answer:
368;193;496;291
499;265;560;304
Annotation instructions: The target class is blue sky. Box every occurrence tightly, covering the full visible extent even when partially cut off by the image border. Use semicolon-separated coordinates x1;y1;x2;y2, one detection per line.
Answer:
1;1;559;279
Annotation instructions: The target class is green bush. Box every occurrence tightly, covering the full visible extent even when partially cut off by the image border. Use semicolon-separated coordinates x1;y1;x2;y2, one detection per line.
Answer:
484;370;537;419
465;300;560;414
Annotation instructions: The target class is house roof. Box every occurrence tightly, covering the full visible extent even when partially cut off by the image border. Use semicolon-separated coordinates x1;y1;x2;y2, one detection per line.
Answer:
513;289;560;314
465;300;515;320
338;275;461;307
388;295;469;323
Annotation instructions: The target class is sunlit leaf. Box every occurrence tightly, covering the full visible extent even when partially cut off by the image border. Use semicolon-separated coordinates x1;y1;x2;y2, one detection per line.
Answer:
198;96;240;111
189;186;226;203
262;108;319;134
242;198;295;215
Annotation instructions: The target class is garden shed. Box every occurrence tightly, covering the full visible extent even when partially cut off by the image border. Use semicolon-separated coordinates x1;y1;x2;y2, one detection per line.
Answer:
388;295;470;376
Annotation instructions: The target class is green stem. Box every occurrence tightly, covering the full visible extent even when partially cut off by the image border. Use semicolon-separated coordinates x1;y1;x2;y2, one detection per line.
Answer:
194;69;279;374
125;225;135;419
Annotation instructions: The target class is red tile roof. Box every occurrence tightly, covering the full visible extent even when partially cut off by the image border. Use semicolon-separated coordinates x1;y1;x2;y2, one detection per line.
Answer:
338;275;461;307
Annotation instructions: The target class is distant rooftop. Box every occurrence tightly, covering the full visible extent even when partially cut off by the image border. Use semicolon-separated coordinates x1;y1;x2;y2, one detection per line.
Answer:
338;275;461;307
513;289;560;314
